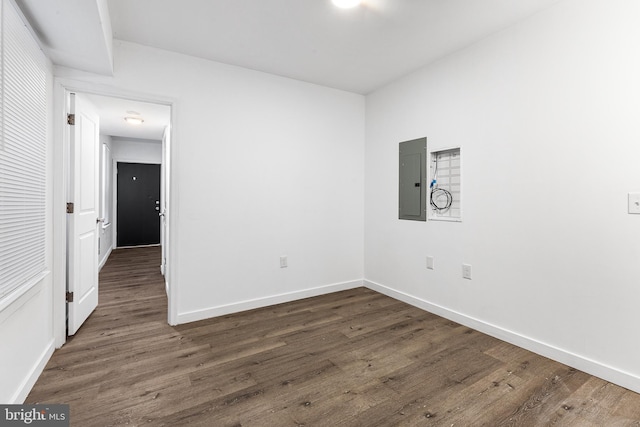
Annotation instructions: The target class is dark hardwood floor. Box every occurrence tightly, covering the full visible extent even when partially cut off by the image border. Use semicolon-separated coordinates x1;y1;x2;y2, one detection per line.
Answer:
27;247;640;426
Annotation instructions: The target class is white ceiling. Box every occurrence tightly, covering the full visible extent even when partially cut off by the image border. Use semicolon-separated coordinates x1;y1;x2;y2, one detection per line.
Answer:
83;94;170;141
17;0;563;95
106;0;564;94
16;0;113;75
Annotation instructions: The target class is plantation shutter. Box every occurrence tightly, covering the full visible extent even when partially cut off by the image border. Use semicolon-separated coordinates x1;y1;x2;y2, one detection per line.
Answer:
0;0;48;299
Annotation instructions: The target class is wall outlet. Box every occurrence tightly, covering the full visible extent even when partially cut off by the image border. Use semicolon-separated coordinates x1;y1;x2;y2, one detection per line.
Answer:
629;192;640;214
280;256;288;268
462;264;472;280
426;256;434;270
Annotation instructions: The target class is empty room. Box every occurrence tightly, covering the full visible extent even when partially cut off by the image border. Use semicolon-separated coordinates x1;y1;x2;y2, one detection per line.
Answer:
1;0;640;425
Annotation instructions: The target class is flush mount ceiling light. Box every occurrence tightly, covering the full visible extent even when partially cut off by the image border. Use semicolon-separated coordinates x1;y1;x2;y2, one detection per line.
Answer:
124;116;144;125
332;0;361;9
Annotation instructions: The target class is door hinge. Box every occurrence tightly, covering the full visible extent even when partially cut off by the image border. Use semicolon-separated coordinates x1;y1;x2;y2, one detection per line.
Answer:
66;291;74;303
66;202;74;214
67;113;75;125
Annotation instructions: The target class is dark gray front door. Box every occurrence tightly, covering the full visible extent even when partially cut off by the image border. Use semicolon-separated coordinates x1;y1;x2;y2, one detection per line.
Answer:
117;162;161;247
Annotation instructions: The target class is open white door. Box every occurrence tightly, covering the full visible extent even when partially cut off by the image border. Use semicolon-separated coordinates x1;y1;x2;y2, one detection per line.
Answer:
160;125;170;279
67;93;100;335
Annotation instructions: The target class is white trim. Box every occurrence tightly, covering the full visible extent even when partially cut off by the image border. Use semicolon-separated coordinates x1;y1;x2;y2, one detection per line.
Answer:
166;111;177;326
52;77;177;342
364;279;640;394
116;243;161;249
113;158;161;165
52;82;69;349
98;245;113;271
111;157;118;256
176;279;363;325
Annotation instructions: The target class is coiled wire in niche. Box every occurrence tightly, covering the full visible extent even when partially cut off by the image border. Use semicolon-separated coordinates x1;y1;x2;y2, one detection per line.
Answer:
430;155;453;212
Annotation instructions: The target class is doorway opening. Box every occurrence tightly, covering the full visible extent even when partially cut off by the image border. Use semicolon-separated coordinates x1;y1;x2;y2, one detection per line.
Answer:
65;90;172;337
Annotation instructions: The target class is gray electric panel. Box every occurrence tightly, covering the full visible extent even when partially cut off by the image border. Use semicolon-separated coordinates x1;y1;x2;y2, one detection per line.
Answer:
399;137;426;221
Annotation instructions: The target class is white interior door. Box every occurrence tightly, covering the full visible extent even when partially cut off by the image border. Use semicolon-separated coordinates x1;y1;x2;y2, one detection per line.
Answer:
160;125;170;280
67;92;100;335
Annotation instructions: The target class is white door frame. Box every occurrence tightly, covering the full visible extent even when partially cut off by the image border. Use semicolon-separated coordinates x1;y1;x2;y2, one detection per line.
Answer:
52;78;178;347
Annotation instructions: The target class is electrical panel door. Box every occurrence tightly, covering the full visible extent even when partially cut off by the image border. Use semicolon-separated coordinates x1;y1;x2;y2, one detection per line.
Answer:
399;137;426;221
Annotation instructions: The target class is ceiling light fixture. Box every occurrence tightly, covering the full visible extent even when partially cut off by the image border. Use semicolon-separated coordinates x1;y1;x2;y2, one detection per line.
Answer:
332;0;361;9
124;116;144;125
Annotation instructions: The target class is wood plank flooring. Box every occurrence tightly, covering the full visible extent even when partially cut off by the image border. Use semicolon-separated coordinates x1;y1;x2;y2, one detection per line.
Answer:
27;247;640;426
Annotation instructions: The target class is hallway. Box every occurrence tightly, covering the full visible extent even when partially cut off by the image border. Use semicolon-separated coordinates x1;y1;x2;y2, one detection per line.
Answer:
26;247;168;424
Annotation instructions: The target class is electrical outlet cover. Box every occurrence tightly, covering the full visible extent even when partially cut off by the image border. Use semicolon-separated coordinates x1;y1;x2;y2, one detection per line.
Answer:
426;256;434;270
462;264;472;280
629;193;640;214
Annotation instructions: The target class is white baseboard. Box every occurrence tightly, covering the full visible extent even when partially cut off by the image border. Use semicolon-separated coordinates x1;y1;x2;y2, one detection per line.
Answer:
116;243;161;249
364;279;640;395
98;245;113;271
12;338;55;403
173;276;640;394
176;279;364;325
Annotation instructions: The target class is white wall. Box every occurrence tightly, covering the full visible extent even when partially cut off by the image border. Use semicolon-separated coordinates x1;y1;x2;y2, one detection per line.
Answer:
365;0;640;392
56;40;365;323
111;137;162;164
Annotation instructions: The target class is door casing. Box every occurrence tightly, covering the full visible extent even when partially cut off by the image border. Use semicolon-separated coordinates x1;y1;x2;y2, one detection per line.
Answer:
52;80;177;348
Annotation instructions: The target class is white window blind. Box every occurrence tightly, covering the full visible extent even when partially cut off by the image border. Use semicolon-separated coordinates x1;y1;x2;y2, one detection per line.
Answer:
0;0;48;299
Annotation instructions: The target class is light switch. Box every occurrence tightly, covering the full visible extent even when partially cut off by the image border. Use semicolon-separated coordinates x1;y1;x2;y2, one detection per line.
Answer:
629;193;640;214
